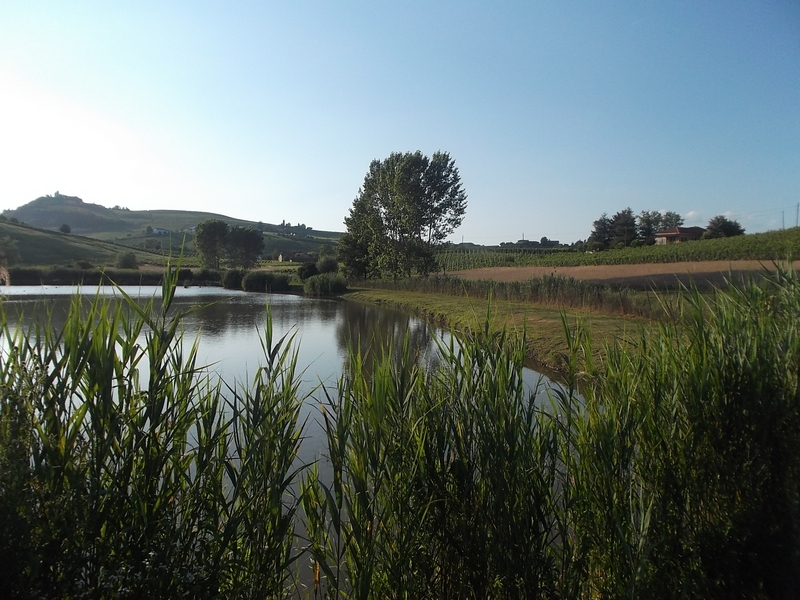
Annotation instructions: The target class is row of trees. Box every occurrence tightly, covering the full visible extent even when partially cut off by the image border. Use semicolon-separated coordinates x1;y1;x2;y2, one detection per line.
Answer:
338;151;467;279
194;219;264;269
589;208;745;249
589;208;685;249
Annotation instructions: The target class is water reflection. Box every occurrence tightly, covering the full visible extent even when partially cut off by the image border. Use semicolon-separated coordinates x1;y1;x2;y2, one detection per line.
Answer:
0;286;556;404
334;299;445;378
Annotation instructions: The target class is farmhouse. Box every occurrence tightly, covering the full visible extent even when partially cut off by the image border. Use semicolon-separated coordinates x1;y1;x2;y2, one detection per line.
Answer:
654;226;706;245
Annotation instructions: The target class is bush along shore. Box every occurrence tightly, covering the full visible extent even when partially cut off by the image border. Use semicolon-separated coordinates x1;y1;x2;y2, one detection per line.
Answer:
1;267;799;598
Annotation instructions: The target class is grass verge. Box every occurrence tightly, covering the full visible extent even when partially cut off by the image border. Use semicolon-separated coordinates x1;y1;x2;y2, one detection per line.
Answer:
343;287;644;373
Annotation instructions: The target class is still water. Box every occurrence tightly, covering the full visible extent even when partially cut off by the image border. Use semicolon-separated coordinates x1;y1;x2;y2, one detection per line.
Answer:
0;285;556;461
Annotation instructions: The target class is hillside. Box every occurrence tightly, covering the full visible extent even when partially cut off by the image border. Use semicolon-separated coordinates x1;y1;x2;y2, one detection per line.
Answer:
0;220;162;267
3;193;342;259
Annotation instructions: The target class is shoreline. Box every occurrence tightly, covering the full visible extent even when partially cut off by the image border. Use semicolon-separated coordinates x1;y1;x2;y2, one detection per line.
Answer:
343;288;645;376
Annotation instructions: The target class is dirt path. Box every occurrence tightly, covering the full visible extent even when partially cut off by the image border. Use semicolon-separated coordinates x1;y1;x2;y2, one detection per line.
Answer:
451;260;798;289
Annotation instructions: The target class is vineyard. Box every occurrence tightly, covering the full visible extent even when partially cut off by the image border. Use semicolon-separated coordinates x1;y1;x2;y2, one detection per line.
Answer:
438;227;800;271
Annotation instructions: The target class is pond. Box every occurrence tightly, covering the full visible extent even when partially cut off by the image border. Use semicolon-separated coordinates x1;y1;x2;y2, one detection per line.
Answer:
0;285;558;463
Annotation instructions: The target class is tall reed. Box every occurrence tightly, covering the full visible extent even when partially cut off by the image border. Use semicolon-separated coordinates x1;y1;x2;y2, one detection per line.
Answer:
0;266;307;598
2;264;799;598
301;312;571;598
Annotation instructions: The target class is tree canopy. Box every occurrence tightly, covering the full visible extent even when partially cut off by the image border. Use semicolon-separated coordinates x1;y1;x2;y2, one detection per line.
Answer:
195;219;264;269
589;208;686;249
195;219;229;269
225;226;264;270
703;215;745;239
339;151;467;278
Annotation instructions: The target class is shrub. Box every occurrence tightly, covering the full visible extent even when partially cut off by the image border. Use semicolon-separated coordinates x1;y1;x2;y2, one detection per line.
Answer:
242;270;290;293
193;268;222;285
316;256;339;274
297;262;319;281
303;273;347;296
223;269;245;290
115;251;138;269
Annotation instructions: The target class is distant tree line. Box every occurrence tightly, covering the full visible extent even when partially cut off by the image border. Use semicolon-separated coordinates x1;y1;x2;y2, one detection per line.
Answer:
587;208;744;250
194;219;264;269
500;237;562;249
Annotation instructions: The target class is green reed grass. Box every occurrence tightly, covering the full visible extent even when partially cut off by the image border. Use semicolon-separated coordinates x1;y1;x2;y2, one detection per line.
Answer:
0;266;306;598
2;264;799;598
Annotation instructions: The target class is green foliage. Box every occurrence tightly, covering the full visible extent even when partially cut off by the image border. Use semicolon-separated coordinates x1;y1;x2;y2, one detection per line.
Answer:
6;266;164;286
115;251;138;269
0;269;306;597
704;214;746;238
194;219;229;269
225;225;264;269
611;207;637;247
241;270;290;293
316;256;339;274
341;151;467;279
561;268;800;597
297;261;319;281
437;227;800;270
303;273;347;296
592;209;685;249
223;268;245;290
3;269;800;596
359;273;659;317
58;223;71;234
192;268;222;284
302;269;800;597
0;235;21;266
0;220;159;267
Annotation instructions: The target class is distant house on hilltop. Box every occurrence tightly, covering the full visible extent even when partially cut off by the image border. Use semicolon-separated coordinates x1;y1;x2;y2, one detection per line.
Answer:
654;226;706;245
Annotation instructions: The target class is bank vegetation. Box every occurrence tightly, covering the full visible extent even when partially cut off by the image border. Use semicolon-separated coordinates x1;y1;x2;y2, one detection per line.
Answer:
1;267;798;597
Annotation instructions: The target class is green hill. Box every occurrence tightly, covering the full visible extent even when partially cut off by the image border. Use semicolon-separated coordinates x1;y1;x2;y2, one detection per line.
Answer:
0;220;162;267
3;192;342;261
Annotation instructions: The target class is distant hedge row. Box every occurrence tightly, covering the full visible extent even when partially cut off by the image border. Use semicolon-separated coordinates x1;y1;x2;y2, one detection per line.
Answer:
6;267;216;286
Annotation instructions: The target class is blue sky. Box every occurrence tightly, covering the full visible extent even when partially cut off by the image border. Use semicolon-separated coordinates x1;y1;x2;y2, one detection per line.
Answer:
0;1;797;244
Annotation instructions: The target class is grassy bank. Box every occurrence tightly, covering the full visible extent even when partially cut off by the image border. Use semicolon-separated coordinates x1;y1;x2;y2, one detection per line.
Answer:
1;267;799;597
343;287;644;372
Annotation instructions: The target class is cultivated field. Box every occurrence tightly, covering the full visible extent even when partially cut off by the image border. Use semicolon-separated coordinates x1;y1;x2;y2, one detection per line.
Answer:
451;259;800;289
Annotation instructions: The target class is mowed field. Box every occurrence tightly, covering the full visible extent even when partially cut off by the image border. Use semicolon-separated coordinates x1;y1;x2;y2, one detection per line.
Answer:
451;259;800;289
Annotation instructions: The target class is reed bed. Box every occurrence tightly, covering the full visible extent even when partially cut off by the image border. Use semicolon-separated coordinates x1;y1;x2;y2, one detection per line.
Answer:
0;268;306;598
1;266;799;598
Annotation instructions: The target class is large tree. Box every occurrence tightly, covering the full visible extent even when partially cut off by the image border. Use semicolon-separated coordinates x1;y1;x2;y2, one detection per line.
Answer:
610;208;637;247
661;211;684;229
194;219;229;269
225;226;264;269
636;210;662;244
703;215;745;239
340;151;467;278
588;213;613;249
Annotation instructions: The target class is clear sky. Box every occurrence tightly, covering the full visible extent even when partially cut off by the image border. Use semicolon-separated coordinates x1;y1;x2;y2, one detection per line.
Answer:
0;1;797;244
